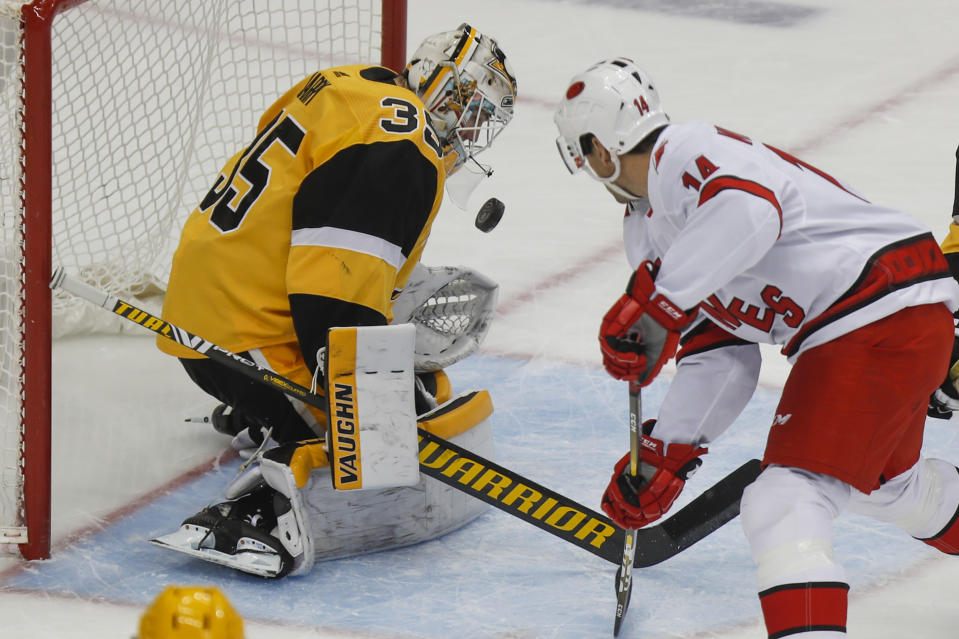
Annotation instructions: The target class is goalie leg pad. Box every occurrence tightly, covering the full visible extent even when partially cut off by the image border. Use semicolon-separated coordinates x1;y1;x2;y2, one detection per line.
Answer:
302;391;494;562
326;324;419;491
153;389;493;577
414;369;453;414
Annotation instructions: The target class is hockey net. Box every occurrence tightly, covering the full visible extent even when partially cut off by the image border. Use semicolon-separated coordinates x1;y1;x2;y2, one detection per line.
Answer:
0;0;405;559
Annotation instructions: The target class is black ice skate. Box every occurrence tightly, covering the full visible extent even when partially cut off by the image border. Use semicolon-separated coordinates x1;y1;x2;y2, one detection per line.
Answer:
150;484;294;578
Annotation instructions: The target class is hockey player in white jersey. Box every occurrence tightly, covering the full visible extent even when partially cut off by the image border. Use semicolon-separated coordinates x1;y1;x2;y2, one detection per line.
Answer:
555;57;959;637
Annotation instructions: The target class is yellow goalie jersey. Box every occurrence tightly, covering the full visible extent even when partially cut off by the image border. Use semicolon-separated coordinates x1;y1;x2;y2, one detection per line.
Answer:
159;65;446;376
943;223;959;261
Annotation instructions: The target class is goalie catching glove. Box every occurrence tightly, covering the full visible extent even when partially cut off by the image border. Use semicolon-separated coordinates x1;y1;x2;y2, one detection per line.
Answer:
602;419;707;530
600;261;695;386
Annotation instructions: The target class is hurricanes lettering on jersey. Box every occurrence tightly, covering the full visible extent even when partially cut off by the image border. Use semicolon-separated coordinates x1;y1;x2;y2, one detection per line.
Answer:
761;285;805;327
700;288;806;333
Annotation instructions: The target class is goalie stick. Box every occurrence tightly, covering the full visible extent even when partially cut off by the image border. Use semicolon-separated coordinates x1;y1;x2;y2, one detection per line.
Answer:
50;266;760;568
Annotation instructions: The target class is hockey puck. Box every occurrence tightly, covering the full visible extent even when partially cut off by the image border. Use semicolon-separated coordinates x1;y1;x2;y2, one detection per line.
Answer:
475;197;505;232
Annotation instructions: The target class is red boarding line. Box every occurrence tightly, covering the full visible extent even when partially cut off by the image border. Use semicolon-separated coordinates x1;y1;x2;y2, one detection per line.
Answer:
496;54;959;348
791;54;959;156
0;449;238;582
85;4;355;65
494;243;623;317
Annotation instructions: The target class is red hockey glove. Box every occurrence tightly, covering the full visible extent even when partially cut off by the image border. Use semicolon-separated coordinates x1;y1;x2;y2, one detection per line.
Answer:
601;420;708;530
599;261;695;386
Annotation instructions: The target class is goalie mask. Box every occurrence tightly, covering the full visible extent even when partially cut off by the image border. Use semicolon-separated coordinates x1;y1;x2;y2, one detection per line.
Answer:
554;58;669;193
137;586;244;639
406;24;517;206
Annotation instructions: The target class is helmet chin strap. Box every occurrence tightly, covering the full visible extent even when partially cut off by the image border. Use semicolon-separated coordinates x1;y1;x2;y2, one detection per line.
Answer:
594;152;643;201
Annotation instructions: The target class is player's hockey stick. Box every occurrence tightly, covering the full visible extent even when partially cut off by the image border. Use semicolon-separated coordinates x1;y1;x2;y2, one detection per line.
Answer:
613;381;642;636
50;266;760;568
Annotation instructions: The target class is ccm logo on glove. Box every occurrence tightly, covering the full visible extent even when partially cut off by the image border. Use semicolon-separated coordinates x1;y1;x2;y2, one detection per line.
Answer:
599;261;695;387
653;296;686;322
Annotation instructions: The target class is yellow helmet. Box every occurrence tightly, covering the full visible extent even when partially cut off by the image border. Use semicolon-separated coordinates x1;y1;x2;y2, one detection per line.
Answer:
138;586;244;639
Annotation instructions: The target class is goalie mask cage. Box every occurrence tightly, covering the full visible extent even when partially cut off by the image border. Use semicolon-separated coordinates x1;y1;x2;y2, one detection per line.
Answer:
0;0;407;560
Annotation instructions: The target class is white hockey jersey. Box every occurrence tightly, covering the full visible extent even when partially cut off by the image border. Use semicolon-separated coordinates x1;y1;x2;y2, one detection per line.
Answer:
626;121;959;445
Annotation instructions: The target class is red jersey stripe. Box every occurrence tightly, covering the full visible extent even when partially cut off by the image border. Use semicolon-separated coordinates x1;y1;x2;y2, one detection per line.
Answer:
698;175;784;238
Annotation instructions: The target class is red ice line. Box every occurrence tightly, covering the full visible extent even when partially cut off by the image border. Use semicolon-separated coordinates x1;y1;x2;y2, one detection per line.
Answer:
0;450;237;579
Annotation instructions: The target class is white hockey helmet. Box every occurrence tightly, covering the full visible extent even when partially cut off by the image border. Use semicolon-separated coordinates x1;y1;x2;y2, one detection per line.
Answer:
406;24;517;177
554;58;669;182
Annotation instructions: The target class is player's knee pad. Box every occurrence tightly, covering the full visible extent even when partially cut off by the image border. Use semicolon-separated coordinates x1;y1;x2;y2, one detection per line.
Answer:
743;466;850;638
740;465;848;588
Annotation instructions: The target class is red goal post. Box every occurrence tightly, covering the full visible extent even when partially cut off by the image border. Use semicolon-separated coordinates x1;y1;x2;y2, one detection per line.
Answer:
1;0;407;561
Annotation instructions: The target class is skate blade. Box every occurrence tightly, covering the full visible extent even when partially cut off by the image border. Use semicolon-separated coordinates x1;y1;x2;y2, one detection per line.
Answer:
151;525;284;578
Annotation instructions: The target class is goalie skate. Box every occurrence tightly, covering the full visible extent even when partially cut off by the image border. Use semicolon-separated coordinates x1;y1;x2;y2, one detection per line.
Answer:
150;485;294;578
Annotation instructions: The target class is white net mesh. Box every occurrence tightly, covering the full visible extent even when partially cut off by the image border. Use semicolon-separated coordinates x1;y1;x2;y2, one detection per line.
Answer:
49;1;383;336
0;2;26;544
0;0;386;545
